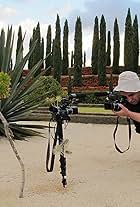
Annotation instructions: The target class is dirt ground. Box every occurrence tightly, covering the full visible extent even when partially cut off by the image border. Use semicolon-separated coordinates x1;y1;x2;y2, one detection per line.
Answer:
1;122;140;207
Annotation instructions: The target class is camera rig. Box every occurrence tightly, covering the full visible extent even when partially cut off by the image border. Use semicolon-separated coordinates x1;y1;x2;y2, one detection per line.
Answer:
94;91;132;153
49;93;78;121
46;94;78;187
94;91;127;111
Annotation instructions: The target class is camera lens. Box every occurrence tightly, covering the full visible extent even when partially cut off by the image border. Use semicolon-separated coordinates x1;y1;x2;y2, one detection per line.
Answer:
104;102;112;110
113;103;121;112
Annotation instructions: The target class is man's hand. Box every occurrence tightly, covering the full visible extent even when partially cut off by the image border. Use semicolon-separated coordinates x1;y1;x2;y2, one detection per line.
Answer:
113;103;130;117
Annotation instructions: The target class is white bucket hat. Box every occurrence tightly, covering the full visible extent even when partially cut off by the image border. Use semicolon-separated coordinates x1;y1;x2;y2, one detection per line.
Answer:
113;71;140;92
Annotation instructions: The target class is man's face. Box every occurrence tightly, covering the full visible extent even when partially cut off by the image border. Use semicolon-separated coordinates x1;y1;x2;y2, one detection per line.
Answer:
120;91;140;105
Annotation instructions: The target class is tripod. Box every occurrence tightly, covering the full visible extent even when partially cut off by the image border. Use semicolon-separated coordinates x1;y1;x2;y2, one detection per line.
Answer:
46;113;67;187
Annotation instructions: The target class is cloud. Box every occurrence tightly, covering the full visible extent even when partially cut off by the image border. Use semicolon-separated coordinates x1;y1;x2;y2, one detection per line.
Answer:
0;5;17;19
67;0;140;33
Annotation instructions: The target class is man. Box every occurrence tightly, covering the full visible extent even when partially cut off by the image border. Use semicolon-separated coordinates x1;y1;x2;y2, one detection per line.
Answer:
113;71;140;133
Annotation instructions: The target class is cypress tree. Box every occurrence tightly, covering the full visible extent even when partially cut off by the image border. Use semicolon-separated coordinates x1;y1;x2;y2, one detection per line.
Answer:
45;25;52;75
132;15;139;73
28;37;33;70
106;31;111;66
53;14;62;82
16;25;23;62
62;19;69;75
124;8;133;71
52;39;55;69
41;37;44;69
73;16;82;86
98;15;106;86
83;51;86;67
28;28;36;70
34;22;42;76
71;51;74;67
112;18;120;74
91;16;99;75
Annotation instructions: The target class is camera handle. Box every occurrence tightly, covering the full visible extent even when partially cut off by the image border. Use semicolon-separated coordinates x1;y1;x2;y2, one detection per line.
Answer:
46;119;67;187
113;117;131;153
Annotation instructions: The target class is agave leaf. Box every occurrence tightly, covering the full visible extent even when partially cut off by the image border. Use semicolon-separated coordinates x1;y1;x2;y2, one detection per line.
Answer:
9;123;44;140
0;27;51;139
11;39;38;87
1;26;14;72
14;124;50;129
13;32;26;72
2;72;46;114
1;59;44;112
7;104;40;121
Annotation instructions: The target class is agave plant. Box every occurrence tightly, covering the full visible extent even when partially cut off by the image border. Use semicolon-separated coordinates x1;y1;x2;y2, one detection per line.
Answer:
0;26;48;139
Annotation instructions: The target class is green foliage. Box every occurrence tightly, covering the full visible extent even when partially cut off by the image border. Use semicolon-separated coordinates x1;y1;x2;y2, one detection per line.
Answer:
106;31;111;66
26;76;62;105
112;18;120;74
74;91;106;104
53;14;62;82
0;26;47;139
0;72;11;99
124;8;133;70
98;15;106;86
83;51;86;67
71;51;74;67
28;23;42;76
62;19;69;75
132;15;139;73
0;29;5;69
73;16;82;86
16;25;23;61
45;25;52;75
41;37;44;69
91;16;99;75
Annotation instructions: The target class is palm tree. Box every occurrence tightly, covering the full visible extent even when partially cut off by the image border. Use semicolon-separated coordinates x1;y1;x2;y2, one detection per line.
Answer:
0;26;48;139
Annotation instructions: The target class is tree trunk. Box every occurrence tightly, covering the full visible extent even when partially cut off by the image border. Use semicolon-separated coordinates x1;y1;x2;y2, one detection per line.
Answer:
0;111;25;198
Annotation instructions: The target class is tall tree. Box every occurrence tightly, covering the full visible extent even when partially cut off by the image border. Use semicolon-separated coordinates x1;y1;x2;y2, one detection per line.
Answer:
124;8;133;71
106;31;111;66
16;26;23;62
53;14;62;82
45;25;52;75
83;51;86;67
41;37;44;69
33;22;42;76
52;39;55;68
62;19;69;75
98;15;106;86
28;37;33;70
73;16;82;86
112;18;120;74
132;15;139;73
71;51;74;67
91;16;99;75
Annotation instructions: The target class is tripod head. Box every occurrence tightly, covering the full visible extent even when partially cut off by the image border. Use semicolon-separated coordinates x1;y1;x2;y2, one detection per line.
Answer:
49;94;78;121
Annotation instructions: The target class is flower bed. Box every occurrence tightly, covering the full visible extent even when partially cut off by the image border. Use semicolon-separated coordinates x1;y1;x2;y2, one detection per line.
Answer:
61;75;118;89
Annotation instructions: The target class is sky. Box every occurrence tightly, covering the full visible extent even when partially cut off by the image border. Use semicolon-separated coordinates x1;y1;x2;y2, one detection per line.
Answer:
0;0;140;66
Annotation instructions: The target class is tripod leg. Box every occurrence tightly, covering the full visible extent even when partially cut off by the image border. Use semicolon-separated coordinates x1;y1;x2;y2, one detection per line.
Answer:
57;119;67;187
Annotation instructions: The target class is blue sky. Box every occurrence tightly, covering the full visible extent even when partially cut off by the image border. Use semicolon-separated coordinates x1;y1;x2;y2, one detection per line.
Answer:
0;0;140;66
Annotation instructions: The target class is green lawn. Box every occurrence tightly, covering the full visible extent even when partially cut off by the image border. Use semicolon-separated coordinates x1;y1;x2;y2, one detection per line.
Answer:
78;106;113;114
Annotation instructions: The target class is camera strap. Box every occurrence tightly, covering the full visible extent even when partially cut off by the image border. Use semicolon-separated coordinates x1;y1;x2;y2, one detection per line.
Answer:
46;122;57;172
113;116;131;153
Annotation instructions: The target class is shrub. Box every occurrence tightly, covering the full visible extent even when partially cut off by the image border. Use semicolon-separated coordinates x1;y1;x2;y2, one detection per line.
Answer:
26;76;63;105
0;72;11;99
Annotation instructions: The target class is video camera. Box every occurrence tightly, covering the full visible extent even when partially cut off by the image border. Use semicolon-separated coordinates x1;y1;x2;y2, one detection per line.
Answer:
94;91;127;112
49;93;78;121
